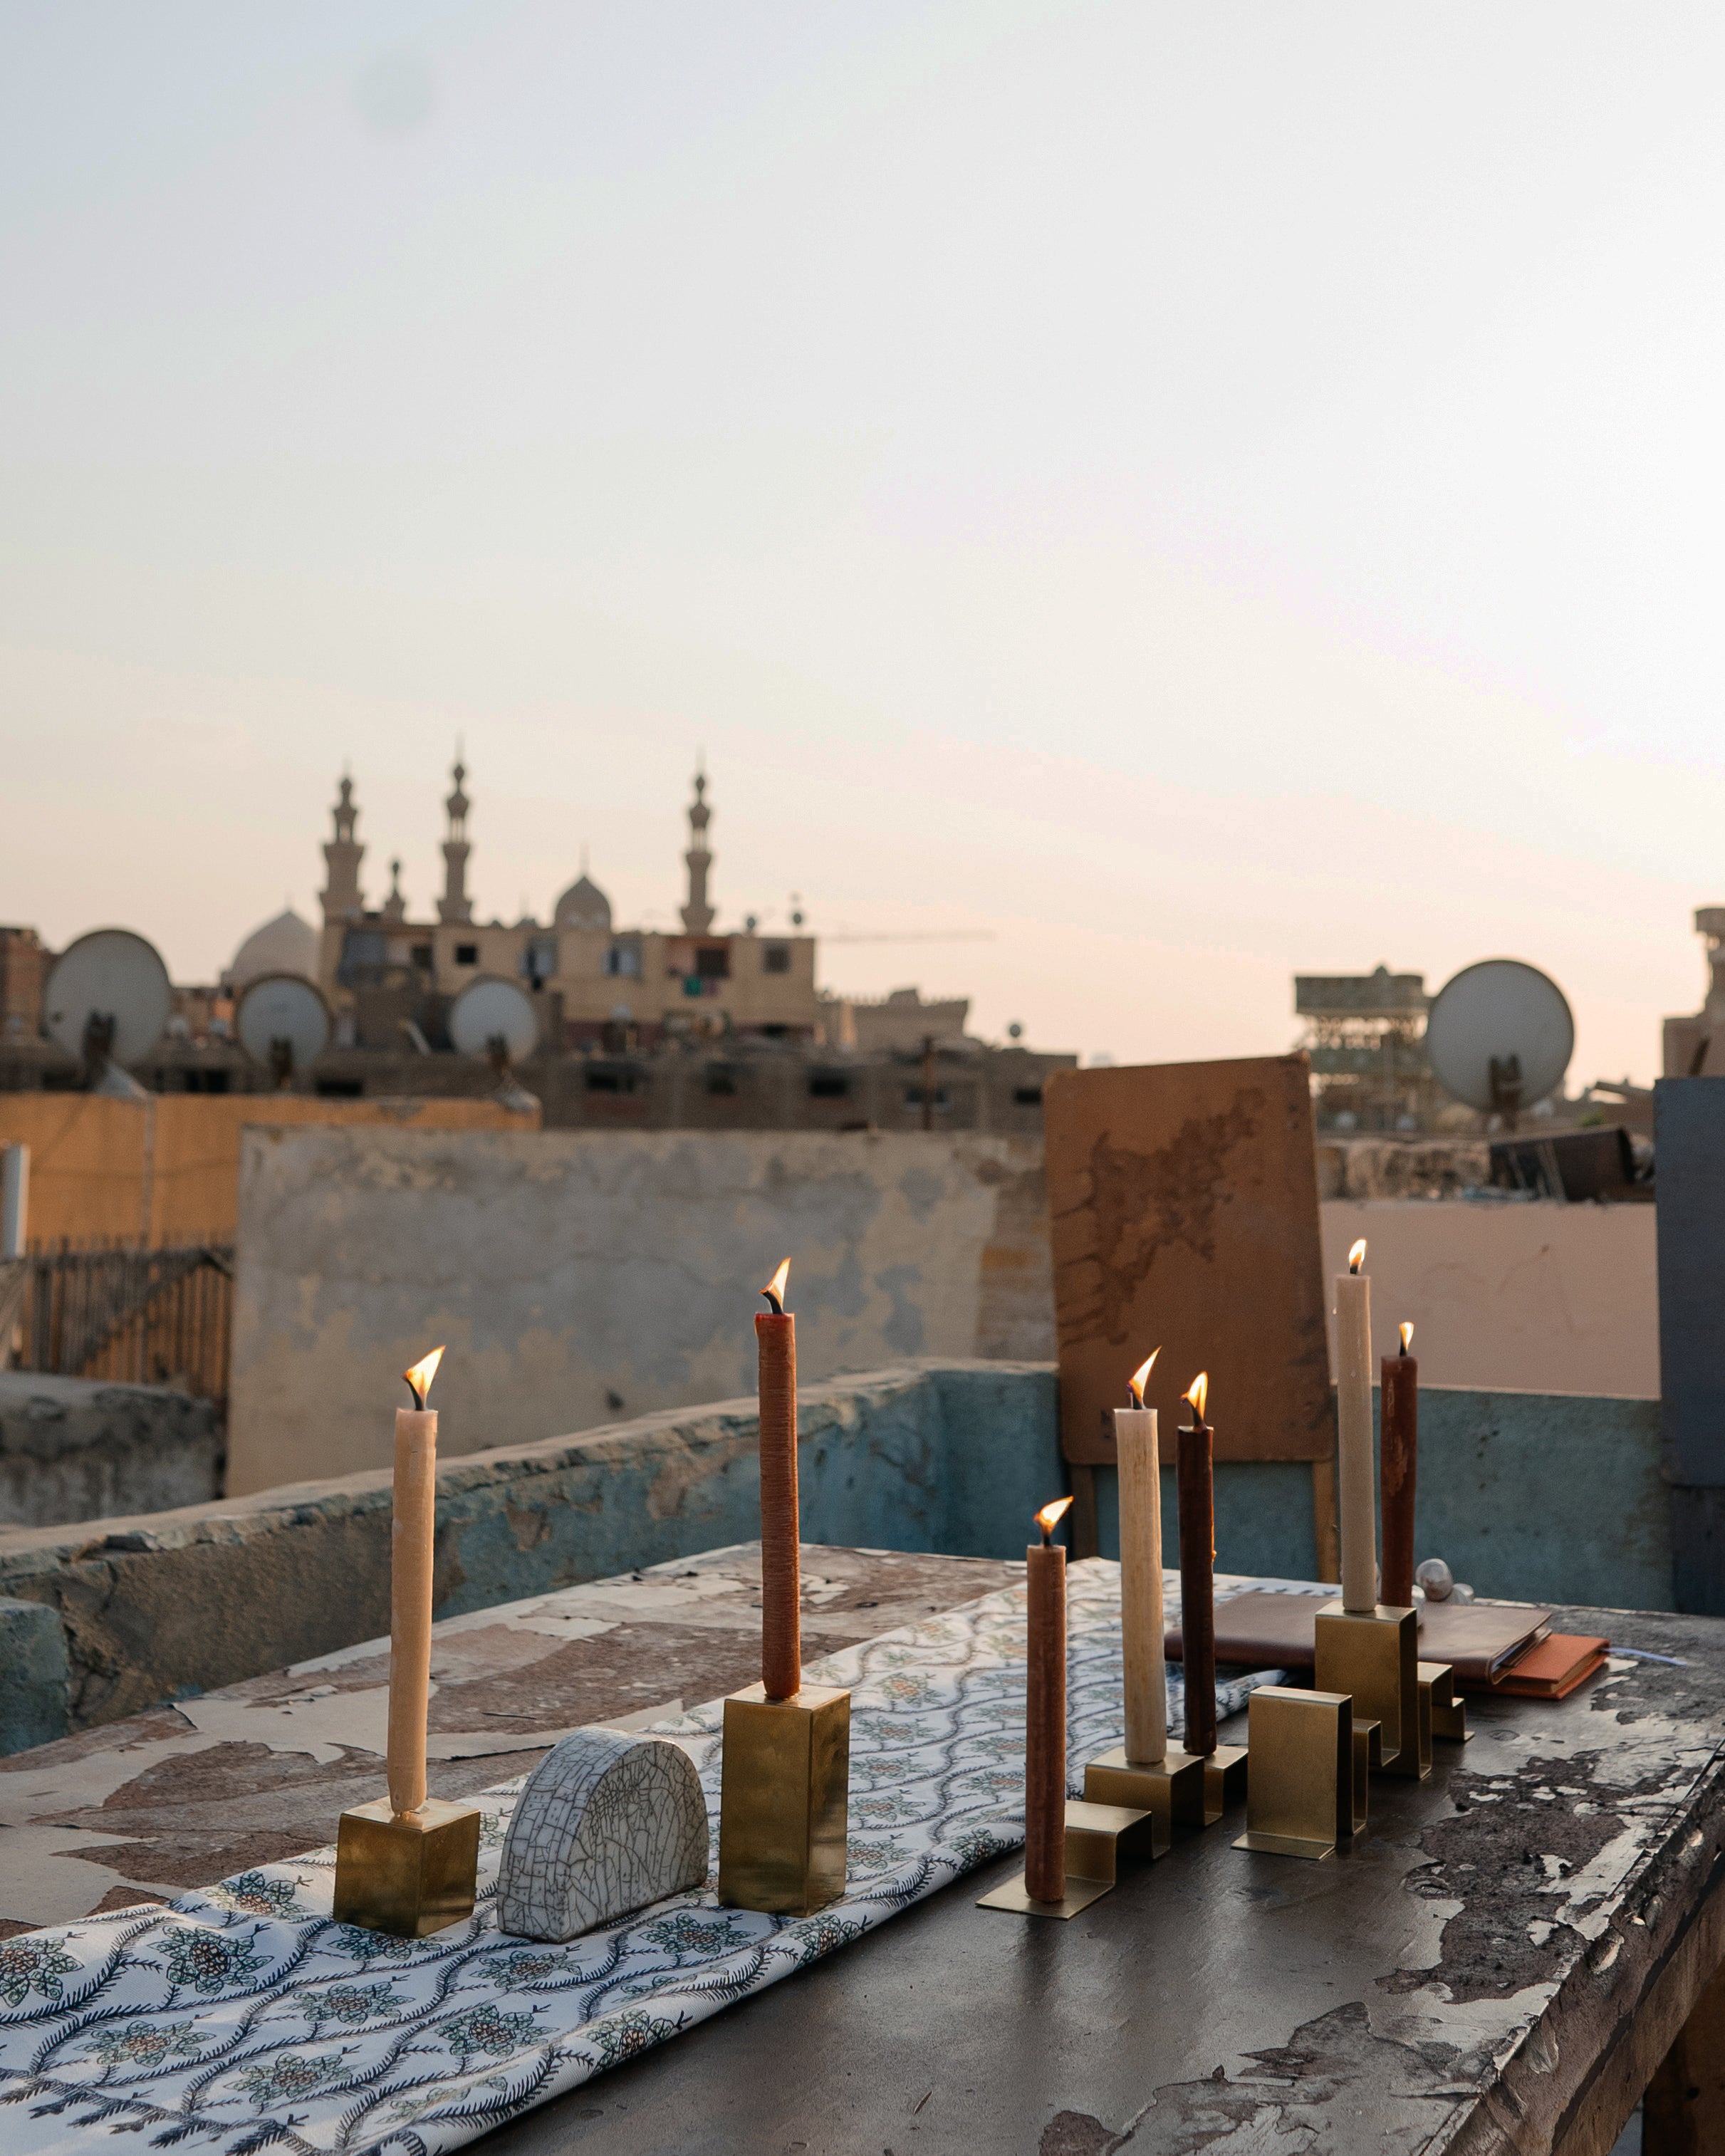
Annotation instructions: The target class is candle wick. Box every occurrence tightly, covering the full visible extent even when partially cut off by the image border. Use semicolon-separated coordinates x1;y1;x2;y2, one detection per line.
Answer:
405;1378;425;1409
760;1290;783;1316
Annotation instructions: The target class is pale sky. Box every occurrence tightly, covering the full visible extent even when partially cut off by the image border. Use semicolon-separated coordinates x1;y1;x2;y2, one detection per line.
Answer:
5;3;1724;1081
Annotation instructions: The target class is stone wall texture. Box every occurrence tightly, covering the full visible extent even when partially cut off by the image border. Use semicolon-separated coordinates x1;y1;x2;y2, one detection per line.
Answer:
0;1373;224;1529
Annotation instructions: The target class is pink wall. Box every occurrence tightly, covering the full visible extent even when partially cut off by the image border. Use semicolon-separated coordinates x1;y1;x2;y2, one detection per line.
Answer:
1319;1200;1657;1400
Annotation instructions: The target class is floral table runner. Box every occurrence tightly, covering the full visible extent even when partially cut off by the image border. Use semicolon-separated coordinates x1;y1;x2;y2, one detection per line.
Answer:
0;1563;1306;2155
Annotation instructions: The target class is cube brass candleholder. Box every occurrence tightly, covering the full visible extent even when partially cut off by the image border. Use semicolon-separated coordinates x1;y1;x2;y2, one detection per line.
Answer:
333;1797;481;1938
1419;1660;1469;1743
1199;1741;1249;1823
1232;1686;1353;1861
1083;1746;1202;1841
1350;1717;1380;1835
717;1681;850;1915
978;1798;1158;1918
1313;1602;1429;1781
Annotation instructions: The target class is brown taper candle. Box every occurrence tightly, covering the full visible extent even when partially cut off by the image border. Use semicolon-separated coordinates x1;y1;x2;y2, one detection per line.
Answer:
756;1259;800;1702
1380;1323;1418;1609
387;1345;444;1818
1024;1496;1074;1903
1177;1373;1216;1759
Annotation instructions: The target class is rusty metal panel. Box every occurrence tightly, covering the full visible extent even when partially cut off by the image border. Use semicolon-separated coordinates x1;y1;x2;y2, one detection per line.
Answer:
1045;1053;1330;1464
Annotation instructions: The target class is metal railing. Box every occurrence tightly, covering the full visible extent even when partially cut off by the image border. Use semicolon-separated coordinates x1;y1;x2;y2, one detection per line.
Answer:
4;1239;234;1404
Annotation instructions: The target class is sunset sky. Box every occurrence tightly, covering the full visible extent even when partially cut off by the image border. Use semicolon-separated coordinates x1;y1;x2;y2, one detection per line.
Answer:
5;3;1724;1080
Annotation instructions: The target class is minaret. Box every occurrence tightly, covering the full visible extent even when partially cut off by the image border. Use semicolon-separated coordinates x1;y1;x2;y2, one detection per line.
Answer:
438;756;474;926
680;768;715;934
320;774;365;925
381;858;407;922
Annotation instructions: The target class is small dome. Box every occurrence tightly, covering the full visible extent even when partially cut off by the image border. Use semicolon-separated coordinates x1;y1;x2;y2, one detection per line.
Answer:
228;907;318;989
553;873;612;933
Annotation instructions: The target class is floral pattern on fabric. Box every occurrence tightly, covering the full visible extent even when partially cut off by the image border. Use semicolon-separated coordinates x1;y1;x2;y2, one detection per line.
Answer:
0;1561;1301;2155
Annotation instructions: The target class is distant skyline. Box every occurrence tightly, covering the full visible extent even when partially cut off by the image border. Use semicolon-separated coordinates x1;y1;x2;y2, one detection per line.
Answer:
6;3;1725;1080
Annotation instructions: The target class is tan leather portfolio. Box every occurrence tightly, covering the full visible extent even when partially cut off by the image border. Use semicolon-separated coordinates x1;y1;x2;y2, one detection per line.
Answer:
1164;1590;1553;1684
1466;1632;1607;1699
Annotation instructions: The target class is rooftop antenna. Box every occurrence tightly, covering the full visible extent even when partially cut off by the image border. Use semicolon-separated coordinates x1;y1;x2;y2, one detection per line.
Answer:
1424;959;1574;1132
43;929;172;1099
236;974;332;1090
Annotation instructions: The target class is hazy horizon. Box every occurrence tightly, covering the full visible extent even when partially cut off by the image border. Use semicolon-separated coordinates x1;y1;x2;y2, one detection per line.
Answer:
6;3;1725;1079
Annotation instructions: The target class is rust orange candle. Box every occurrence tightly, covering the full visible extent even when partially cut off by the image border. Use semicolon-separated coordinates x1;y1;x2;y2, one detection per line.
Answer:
1177;1373;1216;1759
1381;1322;1418;1609
756;1258;800;1702
1024;1494;1074;1903
387;1345;444;1819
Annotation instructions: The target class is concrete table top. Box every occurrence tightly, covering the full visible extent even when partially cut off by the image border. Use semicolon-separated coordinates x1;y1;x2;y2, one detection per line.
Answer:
4;1562;1721;2155
0;1541;1018;1939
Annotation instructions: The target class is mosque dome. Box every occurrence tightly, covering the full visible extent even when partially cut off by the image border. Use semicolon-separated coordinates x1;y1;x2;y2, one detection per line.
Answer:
553;873;612;934
227;907;318;989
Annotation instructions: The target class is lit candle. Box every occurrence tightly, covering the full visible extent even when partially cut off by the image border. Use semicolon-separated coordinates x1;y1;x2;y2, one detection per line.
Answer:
1336;1239;1377;1613
756;1259;800;1701
1115;1351;1166;1766
1177;1373;1216;1759
1025;1494;1075;1903
387;1344;445;1819
1380;1321;1417;1609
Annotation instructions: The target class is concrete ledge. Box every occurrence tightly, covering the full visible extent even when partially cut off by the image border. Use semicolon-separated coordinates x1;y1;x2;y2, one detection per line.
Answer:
0;1596;71;1752
0;1373;224;1530
0;1359;1060;1748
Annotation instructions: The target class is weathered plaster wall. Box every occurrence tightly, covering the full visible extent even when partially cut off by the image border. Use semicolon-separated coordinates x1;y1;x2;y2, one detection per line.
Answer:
0;1373;223;1528
227;1126;1051;1494
0;1360;1060;1748
1320;1199;1657;1398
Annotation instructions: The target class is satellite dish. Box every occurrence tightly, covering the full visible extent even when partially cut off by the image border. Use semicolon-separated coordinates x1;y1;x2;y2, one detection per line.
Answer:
236;973;331;1085
449;976;539;1063
43;929;172;1097
1425;959;1574;1121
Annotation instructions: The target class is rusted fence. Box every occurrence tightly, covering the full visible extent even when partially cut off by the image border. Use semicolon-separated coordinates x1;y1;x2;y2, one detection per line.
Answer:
4;1240;234;1404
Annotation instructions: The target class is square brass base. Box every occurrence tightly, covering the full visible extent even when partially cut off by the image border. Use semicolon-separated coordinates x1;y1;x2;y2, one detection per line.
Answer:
1083;1746;1203;1838
1232;1686;1352;1862
1201;1741;1249;1823
1314;1603;1429;1780
1420;1660;1470;1742
976;1798;1155;1917
333;1797;481;1938
717;1682;850;1915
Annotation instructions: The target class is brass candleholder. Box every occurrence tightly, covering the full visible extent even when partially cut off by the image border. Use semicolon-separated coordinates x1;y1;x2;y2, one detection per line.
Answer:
1419;1660;1469;1743
1199;1741;1249;1823
1313;1601;1429;1781
333;1797;481;1938
978;1798;1158;1918
1083;1746;1202;1840
717;1681;850;1915
1232;1687;1353;1861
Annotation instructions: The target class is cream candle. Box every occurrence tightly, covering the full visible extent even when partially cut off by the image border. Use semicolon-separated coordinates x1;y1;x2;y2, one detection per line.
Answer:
1335;1240;1377;1613
387;1345;444;1819
1114;1350;1166;1766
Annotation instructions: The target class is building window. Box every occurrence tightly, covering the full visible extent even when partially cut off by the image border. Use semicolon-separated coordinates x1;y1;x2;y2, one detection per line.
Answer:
809;1071;850;1099
1013;1086;1043;1107
905;1087;950;1110
316;1077;365;1098
585;1066;639;1094
605;942;642;979
764;943;791;975
455;943;479;966
706;1064;740;1096
410;943;434;970
695;944;730;981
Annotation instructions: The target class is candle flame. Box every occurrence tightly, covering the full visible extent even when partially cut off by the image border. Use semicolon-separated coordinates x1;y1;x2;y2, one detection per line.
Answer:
760;1257;791;1315
402;1345;444;1409
1036;1495;1075;1544
1183;1371;1209;1422
1400;1321;1414;1353
1127;1349;1159;1408
1348;1239;1367;1274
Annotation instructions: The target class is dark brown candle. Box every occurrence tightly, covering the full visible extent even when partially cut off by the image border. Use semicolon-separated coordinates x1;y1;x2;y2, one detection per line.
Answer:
1380;1323;1418;1610
756;1259;800;1702
1024;1496;1073;1903
1177;1373;1216;1759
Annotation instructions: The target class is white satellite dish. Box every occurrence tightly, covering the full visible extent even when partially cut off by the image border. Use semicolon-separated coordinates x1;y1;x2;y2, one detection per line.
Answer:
43;929;172;1097
1425;959;1574;1120
449;976;539;1063
236;973;331;1084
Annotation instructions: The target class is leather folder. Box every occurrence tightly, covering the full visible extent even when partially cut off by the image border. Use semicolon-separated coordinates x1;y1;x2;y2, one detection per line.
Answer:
1467;1632;1607;1699
1165;1590;1552;1686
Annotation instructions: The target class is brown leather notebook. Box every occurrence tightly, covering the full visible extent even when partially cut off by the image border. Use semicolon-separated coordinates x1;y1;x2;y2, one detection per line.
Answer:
1164;1590;1552;1685
1465;1632;1607;1699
